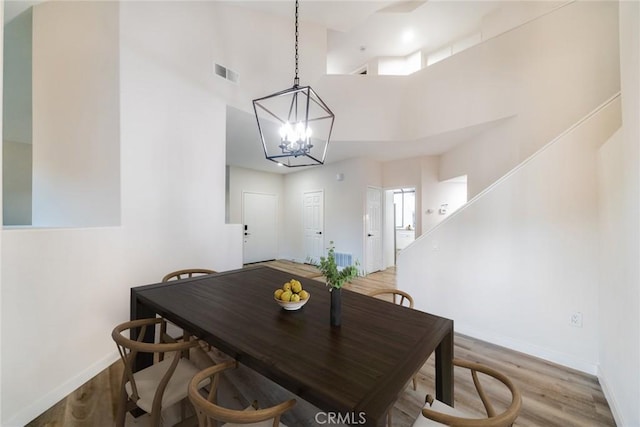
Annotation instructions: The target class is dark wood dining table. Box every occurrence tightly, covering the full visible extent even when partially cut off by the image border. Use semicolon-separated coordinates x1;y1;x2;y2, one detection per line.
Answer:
130;265;454;426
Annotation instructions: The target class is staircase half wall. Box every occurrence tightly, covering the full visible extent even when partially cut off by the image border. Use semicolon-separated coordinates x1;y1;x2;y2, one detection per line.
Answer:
397;94;621;374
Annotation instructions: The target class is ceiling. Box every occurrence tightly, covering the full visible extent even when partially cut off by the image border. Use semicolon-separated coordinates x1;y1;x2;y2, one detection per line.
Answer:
226;0;559;174
226;105;513;174
232;1;528;74
2;0;549;174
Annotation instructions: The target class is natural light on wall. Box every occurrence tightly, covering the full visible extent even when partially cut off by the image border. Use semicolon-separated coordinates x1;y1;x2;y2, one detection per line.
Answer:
378;50;422;76
346;31;484;76
427;32;482;67
3;1;121;228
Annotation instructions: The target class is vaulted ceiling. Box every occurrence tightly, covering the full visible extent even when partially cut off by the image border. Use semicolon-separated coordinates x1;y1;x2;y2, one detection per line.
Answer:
226;0;564;174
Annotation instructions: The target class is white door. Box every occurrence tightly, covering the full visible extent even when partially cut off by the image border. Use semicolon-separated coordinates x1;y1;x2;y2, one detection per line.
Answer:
243;192;277;264
365;187;383;273
303;190;324;264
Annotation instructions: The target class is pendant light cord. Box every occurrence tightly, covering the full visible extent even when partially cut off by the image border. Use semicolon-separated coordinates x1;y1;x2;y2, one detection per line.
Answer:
294;0;300;87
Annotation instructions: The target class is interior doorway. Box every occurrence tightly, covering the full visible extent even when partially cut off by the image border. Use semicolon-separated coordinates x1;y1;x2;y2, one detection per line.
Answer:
303;190;324;264
242;192;278;264
383;187;416;265
365;187;383;274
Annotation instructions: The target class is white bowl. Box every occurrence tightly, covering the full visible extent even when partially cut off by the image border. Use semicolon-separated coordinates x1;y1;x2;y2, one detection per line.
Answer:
274;294;310;311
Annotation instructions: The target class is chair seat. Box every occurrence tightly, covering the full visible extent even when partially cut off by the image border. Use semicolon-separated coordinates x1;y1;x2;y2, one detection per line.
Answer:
222;406;288;427
411;399;471;427
125;355;206;413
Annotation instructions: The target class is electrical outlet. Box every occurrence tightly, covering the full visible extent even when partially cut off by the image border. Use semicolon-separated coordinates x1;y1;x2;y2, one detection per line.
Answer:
570;312;583;328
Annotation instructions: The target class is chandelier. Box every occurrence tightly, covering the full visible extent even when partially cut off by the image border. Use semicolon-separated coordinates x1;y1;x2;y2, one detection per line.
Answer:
252;0;334;167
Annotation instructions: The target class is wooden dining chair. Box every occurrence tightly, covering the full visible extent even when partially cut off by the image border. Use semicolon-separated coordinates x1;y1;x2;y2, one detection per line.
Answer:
162;268;217;282
112;317;204;427
161;268;217;349
367;288;415;309
412;358;522;427
189;360;297;427
367;288;417;389
367;288;417;427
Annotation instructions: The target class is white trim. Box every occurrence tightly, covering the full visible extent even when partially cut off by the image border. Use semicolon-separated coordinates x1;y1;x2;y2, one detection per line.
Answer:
598;367;627;427
456;323;598;375
364;186;384;274
4;350;120;427
302;189;325;264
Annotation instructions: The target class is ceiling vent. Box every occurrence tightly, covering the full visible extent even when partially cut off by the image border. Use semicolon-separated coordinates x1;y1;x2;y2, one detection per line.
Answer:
214;63;239;84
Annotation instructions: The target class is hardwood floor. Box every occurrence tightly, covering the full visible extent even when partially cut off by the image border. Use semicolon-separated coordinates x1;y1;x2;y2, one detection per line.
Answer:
26;260;615;426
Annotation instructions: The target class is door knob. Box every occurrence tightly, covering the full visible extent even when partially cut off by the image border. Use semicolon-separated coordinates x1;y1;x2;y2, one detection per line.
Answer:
316;231;322;235
368;233;373;237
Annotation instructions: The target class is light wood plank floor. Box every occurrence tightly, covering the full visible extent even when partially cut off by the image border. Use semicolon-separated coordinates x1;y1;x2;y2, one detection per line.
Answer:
26;260;615;427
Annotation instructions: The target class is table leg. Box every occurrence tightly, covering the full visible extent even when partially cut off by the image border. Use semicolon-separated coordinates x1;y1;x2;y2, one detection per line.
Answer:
435;328;454;406
130;289;156;372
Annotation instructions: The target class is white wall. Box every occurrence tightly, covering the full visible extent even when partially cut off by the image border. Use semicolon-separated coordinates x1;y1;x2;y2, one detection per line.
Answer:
480;1;565;41
596;2;640;426
228;166;284;225
2;227;127;425
189;1;327;116
0;0;632;423
282;158;382;271
437;1;620;198
2;5;31;145
1;2;245;425
315;75;406;142
2;141;31;225
0;2;333;421
420;157;466;234
227;166;284;258
381;156;467;238
318;2;620;199
3;6;32;226
398;96;622;374
1;2;5;422
597;129;640;427
31;1;121;227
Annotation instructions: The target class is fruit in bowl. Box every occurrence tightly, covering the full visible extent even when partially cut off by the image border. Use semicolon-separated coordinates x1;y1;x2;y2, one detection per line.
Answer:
274;279;310;310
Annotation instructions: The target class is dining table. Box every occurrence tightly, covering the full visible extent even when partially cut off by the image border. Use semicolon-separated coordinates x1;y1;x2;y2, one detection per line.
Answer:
130;265;454;426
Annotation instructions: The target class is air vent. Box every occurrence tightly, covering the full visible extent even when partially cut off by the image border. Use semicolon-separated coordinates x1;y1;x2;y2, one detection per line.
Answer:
226;68;239;83
214;63;239;84
334;252;353;269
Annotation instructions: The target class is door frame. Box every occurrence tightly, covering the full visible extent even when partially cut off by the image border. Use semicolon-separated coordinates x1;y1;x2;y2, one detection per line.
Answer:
364;186;384;274
302;189;325;264
242;191;278;264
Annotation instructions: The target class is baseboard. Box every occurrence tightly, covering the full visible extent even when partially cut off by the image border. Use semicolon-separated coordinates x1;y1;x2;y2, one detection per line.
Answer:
3;350;120;427
456;323;599;375
598;367;627;427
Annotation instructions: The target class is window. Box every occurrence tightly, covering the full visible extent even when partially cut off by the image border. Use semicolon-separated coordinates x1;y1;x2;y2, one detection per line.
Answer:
393;188;415;229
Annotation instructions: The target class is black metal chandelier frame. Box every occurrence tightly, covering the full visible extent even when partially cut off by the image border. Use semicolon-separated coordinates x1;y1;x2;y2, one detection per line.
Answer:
252;0;335;167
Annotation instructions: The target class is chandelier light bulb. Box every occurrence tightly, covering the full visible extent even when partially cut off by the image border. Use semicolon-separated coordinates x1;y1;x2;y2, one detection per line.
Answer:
295;122;305;140
280;122;294;141
279;121;313;154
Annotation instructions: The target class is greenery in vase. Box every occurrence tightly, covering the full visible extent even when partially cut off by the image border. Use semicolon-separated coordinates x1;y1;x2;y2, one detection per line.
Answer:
315;241;359;291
